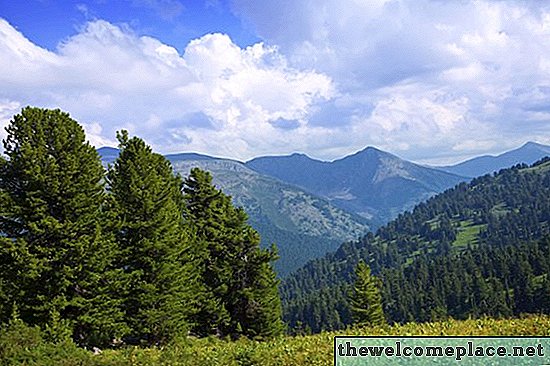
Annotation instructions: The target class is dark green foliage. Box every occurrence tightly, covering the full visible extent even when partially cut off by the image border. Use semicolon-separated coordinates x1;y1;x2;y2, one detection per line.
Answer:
0;107;125;347
380;241;550;323
349;261;385;327
282;159;550;333
183;168;284;338
0;107;285;348
107;131;199;345
249;217;343;277
182;168;230;335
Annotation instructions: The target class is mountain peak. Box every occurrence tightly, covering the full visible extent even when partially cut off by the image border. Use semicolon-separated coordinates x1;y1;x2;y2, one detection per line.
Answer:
363;146;382;152
338;145;397;163
441;141;550;177
97;146;118;154
359;145;399;157
165;152;217;162
522;141;545;149
289;152;309;158
97;146;119;164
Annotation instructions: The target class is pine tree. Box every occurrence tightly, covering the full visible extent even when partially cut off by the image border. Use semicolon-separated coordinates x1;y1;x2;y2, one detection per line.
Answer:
182;168;231;336
0;107;125;347
107;131;199;345
223;215;284;339
183;168;283;338
349;261;385;327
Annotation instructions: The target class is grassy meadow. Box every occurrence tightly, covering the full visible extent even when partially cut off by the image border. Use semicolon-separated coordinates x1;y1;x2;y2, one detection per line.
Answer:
2;315;550;366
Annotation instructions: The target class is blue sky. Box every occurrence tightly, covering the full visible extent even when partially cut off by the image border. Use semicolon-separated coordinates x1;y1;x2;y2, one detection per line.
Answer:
0;0;549;164
0;0;258;51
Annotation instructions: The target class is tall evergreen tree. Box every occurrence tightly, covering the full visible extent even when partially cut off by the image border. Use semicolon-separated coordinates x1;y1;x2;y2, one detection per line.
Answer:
183;168;283;338
223;210;284;339
0;107;125;347
350;261;385;327
107;131;199;345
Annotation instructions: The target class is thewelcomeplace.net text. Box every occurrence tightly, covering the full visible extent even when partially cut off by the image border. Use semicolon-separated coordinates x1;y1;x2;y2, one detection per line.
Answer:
338;340;543;360
334;337;550;365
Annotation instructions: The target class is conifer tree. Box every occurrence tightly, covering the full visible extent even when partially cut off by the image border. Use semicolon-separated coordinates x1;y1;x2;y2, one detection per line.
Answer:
223;210;284;339
107;131;200;345
183;168;283;338
350;261;385;327
0;107;125;347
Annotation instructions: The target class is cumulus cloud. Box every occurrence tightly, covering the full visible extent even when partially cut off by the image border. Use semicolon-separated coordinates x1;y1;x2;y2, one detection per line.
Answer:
2;0;550;163
232;0;550;162
0;18;333;159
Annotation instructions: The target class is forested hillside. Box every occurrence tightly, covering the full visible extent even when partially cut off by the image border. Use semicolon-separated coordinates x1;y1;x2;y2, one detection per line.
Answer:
281;158;550;333
166;157;370;276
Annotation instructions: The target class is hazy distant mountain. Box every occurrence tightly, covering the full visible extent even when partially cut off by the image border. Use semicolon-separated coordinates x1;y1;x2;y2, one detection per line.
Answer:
97;147;370;276
97;146;120;165
246;147;466;225
169;157;370;276
439;142;550;178
98;147;217;165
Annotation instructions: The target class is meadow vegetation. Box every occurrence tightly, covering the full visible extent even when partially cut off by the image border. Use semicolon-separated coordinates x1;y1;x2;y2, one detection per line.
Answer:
2;315;550;365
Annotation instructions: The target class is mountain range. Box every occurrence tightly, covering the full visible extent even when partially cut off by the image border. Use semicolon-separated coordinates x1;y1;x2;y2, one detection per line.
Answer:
246;147;466;226
99;148;371;276
167;157;370;276
438;141;550;177
98;141;550;277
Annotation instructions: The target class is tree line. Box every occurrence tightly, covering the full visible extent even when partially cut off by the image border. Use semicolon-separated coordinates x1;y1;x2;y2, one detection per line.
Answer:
0;107;283;348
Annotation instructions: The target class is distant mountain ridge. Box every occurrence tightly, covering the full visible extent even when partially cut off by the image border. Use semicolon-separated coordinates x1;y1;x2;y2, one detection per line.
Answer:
438;141;550;177
161;158;373;277
97;147;370;276
246;146;467;225
97;146;120;164
97;141;550;277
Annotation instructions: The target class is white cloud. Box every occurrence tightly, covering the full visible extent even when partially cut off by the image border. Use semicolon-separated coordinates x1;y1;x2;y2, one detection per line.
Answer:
441;63;483;82
452;139;497;152
232;0;550;162
2;0;550;163
0;19;333;159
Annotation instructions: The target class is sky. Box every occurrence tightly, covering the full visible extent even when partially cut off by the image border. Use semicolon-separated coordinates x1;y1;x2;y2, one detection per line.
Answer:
0;0;549;164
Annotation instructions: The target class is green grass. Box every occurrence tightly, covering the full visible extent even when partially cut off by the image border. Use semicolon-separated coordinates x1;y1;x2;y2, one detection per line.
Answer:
3;316;550;366
452;220;485;249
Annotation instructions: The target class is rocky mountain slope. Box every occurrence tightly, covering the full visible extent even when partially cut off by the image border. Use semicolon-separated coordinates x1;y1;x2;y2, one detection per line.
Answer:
247;147;466;225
